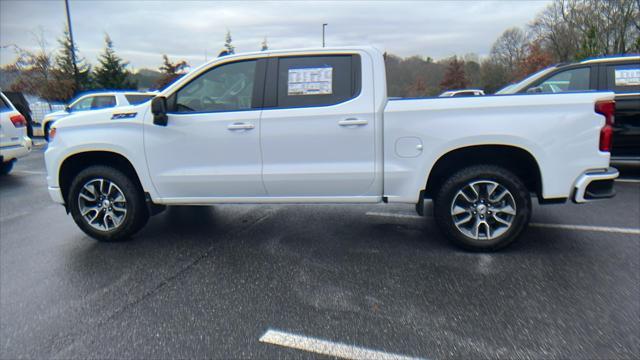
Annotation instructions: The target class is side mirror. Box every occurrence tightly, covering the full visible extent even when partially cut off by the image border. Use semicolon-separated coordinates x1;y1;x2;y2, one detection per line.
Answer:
65;106;71;112
151;96;168;126
527;86;543;94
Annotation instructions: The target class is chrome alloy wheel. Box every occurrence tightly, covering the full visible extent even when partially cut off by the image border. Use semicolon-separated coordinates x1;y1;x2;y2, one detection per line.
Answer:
450;180;517;240
77;178;127;231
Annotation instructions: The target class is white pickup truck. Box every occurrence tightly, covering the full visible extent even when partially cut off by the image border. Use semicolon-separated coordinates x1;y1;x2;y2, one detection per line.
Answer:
45;46;619;251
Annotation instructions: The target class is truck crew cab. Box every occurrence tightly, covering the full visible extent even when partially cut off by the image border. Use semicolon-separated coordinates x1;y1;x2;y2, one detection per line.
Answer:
45;47;618;251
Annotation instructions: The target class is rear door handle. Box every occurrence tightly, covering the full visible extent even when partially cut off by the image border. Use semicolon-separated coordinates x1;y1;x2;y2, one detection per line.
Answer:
338;118;368;126
227;122;255;131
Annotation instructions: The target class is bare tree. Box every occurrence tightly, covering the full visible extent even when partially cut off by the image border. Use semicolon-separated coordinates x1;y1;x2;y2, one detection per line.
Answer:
490;27;529;80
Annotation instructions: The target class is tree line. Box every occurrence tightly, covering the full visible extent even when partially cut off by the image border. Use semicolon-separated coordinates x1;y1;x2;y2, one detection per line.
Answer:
3;28;258;102
392;0;638;96
2;0;638;102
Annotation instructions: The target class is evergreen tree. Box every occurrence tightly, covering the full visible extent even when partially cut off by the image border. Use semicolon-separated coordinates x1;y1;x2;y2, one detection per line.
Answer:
155;54;189;89
224;30;235;54
54;26;91;98
93;34;136;90
261;37;269;51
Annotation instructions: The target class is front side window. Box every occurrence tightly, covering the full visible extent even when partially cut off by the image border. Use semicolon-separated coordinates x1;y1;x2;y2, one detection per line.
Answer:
174;60;257;113
91;96;117;110
533;67;591;93
70;96;94;111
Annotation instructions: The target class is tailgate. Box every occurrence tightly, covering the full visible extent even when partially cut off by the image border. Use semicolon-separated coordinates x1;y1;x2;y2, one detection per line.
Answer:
0;110;26;147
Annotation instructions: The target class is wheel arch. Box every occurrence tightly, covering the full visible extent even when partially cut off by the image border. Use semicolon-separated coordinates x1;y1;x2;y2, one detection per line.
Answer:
59;150;145;204
424;144;544;201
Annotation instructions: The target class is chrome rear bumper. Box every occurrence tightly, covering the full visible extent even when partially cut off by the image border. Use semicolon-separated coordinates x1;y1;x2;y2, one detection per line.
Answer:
573;167;619;203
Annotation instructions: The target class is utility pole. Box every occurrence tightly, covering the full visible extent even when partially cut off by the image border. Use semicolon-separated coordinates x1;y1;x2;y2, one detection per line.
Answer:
322;23;327;47
64;0;79;93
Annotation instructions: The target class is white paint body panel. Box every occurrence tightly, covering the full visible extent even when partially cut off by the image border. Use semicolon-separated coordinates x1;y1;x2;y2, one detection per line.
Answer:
44;46;613;207
383;92;613;202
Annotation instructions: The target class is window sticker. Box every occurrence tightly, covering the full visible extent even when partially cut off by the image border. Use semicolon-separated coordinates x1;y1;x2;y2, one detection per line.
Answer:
288;66;333;96
614;68;640;86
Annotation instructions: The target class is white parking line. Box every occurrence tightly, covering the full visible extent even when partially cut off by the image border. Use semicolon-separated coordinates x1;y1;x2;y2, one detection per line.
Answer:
616;178;640;184
365;212;640;235
259;329;425;360
12;170;46;175
529;222;640;235
366;211;422;219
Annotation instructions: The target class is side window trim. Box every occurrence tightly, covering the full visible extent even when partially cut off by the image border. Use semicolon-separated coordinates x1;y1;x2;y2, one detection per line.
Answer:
166;58;266;114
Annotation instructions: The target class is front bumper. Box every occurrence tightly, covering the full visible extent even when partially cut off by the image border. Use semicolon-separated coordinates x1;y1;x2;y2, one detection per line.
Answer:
0;136;32;163
48;186;65;204
573;167;619;203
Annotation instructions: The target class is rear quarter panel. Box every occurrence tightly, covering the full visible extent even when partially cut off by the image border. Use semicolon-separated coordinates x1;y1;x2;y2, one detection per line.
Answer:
383;92;614;203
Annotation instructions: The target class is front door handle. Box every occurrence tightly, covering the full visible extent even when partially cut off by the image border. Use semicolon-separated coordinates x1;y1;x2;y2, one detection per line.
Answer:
338;118;368;126
227;122;255;131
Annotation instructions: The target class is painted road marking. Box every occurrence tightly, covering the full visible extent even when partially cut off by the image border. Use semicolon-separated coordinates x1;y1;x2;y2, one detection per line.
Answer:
529;222;640;235
13;170;47;175
259;329;425;360
616;178;640;184
365;212;640;235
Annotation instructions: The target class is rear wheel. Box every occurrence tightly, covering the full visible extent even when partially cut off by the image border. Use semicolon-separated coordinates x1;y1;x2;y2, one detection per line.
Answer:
434;165;531;251
0;160;15;175
68;165;149;241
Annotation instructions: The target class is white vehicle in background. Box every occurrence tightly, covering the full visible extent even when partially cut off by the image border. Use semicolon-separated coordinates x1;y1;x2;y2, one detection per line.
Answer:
1;91;32;175
42;91;156;141
45;46;618;251
439;89;485;97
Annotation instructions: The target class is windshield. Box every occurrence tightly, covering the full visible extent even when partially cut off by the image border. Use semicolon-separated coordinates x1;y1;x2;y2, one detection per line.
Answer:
496;66;558;94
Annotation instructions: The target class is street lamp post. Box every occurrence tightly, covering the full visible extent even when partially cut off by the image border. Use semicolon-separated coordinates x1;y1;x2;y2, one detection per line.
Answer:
64;0;79;94
322;23;327;47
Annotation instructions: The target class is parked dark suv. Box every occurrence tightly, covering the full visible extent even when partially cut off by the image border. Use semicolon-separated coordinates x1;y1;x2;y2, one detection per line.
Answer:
497;55;639;166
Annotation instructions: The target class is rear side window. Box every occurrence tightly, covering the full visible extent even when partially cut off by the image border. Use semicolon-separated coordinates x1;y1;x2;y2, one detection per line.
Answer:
606;64;640;93
535;67;591;93
125;94;155;105
272;55;360;108
0;96;11;112
91;96;116;110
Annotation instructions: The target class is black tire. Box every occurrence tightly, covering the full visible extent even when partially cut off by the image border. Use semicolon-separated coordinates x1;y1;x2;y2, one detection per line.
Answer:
44;123;51;142
68;165;149;242
0;160;15;175
433;165;531;251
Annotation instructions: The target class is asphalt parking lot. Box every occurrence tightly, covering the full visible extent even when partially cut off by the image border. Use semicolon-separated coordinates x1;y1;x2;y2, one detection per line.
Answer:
1;146;639;359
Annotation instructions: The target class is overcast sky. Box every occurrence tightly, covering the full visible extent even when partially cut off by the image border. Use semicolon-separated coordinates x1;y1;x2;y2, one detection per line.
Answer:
0;0;551;71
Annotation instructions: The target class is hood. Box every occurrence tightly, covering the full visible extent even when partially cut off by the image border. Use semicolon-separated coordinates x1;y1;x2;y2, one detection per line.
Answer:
44;109;70;121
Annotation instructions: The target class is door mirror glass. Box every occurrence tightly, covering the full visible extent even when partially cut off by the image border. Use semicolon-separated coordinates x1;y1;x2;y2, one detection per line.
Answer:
151;96;168;126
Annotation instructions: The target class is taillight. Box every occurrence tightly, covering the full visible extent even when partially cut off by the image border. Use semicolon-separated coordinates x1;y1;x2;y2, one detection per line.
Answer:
48;127;57;141
9;114;27;128
595;100;615;152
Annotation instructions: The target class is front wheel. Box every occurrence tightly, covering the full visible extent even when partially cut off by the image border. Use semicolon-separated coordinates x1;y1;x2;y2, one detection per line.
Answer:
434;165;531;251
68;165;149;241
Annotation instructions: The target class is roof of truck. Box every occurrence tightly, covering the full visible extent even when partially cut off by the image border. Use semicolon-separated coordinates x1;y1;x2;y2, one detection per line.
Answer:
580;55;639;64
